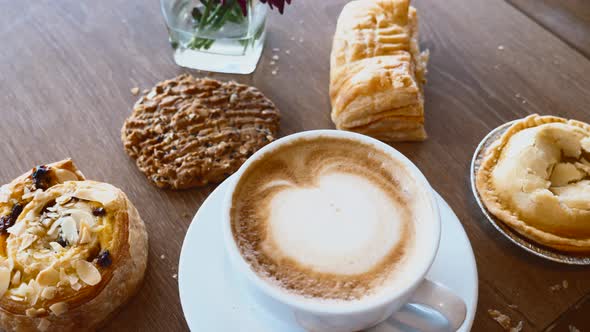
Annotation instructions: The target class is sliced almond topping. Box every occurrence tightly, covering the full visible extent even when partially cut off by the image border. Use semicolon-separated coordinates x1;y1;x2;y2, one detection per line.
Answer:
25;308;38;317
7;222;26;237
19;234;38;251
22;188;40;200
47;218;63;238
33;250;50;260
45;212;59;219
29;225;46;237
11;270;21;286
75;260;101;286
49;302;68;316
54;168;79;183
60;216;78;244
49;242;64;252
68;208;96;227
91;225;106;233
37;318;51;331
0;184;10;203
36;267;59;287
67;272;78;284
32;190;51;201
11;283;29;297
63;201;76;208
70;282;82;291
27;280;41;305
41;286;56;300
25;307;45;317
9;295;24;301
56;195;73;205
1;258;15;271
78;224;92;245
0;266;11;298
41;218;53;228
58;268;68;284
73;188;116;205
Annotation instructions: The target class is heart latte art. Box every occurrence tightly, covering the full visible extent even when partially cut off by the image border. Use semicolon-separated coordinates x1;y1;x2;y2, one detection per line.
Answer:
230;137;433;301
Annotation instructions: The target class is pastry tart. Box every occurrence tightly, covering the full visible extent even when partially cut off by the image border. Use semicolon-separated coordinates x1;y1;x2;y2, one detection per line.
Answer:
0;163;148;331
476;114;590;252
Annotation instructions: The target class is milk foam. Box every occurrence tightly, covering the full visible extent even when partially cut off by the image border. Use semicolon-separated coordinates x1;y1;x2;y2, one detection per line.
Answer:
263;172;403;275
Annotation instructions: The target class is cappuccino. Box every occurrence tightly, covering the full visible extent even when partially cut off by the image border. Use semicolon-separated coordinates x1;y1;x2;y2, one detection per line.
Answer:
230;136;434;301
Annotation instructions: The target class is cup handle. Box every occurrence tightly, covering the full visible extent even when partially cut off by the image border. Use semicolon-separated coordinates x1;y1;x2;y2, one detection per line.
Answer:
408;278;467;330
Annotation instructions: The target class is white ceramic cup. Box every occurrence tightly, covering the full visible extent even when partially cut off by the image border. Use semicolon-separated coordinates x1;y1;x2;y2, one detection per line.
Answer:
222;130;467;332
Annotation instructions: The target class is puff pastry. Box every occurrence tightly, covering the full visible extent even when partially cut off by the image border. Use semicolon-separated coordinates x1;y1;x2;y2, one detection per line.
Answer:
476;114;590;252
0;162;148;331
330;0;429;142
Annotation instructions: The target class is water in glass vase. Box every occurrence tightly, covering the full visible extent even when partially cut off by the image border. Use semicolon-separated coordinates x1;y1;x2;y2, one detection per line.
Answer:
161;0;267;74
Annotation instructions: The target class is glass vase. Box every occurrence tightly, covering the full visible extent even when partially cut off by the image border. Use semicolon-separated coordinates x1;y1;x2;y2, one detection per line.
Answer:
161;0;267;74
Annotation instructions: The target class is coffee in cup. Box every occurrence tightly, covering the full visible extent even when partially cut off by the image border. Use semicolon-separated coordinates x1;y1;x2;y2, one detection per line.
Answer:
230;135;437;303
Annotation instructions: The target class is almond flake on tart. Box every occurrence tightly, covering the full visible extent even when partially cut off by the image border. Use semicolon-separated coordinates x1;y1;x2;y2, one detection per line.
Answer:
476;114;590;252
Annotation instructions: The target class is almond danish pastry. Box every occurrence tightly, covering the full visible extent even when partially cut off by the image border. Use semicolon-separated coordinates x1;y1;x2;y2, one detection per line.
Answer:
0;161;148;331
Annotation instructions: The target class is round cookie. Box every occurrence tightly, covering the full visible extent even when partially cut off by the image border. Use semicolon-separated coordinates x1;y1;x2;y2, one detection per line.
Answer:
121;74;280;189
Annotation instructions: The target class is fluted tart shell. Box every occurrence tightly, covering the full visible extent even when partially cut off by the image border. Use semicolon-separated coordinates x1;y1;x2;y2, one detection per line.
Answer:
476;114;590;253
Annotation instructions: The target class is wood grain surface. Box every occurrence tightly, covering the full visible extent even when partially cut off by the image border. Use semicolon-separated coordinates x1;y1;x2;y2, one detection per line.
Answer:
1;0;590;331
507;0;590;59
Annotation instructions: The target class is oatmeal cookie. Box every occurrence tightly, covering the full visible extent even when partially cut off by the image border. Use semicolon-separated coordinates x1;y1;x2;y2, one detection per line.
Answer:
121;74;280;189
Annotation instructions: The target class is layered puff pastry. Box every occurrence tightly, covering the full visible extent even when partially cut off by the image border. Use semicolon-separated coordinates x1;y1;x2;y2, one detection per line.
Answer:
0;161;148;331
330;0;429;142
476;115;590;253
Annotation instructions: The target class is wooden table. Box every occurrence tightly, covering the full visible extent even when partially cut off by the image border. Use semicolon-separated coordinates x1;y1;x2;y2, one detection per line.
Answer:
507;0;590;58
1;0;590;330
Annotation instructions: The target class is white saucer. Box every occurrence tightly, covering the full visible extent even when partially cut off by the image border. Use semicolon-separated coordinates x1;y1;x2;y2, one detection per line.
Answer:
179;178;478;331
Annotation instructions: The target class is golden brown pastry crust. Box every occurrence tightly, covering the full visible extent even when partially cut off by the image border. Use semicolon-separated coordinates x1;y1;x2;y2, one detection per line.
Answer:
347;115;426;142
0;179;148;331
329;0;428;142
476;114;590;253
